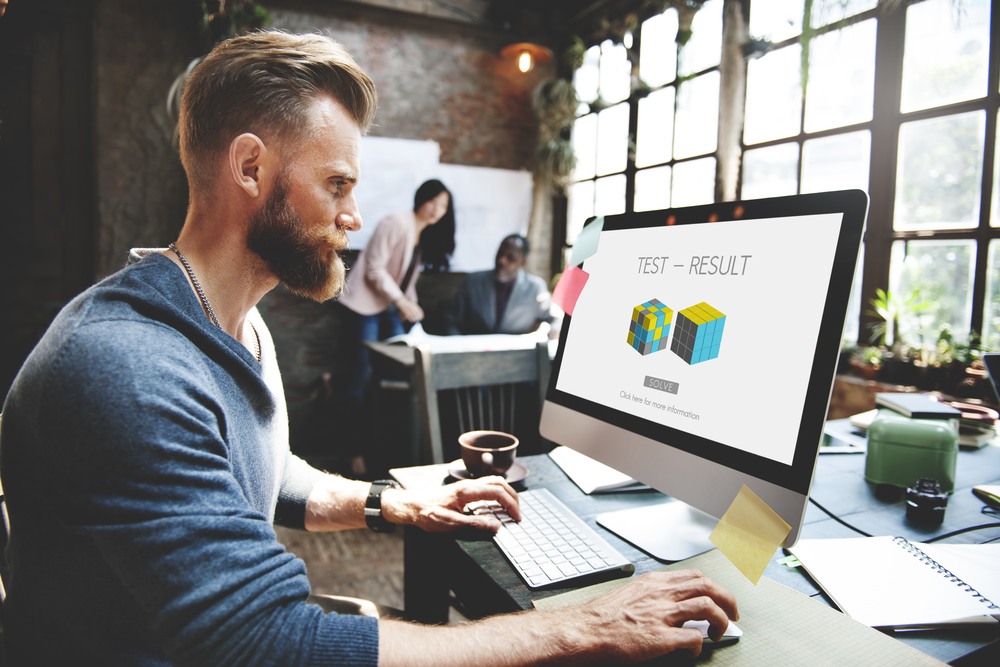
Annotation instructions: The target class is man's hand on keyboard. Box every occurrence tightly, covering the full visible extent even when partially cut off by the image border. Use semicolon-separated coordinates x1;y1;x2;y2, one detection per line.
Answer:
381;477;521;533
578;568;739;659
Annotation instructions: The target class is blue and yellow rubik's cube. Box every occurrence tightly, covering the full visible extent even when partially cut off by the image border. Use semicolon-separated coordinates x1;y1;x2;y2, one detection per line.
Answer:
627;299;673;355
670;301;726;365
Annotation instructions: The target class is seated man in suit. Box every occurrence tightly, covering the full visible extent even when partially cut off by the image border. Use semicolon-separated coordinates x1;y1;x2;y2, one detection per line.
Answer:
445;234;560;338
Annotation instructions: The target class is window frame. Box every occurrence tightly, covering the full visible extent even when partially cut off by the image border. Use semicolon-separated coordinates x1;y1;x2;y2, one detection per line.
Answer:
563;0;1000;351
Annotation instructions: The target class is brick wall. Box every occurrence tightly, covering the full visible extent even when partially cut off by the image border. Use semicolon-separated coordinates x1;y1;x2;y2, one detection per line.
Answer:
3;1;548;469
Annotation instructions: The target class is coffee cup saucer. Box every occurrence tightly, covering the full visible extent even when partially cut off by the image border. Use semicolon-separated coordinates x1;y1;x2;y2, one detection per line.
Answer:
447;460;528;484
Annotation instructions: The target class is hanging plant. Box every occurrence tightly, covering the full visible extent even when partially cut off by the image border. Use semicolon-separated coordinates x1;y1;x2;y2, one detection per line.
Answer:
167;2;270;150
530;78;579;186
203;1;270;44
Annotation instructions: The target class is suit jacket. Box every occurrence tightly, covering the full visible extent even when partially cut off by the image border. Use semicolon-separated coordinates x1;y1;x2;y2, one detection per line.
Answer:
446;268;556;335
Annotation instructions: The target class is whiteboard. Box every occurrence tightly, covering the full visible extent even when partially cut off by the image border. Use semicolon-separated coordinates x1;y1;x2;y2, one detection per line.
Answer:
353;137;533;272
353;137;440;249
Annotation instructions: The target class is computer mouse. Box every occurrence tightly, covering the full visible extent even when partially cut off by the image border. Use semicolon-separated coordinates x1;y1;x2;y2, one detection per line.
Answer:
972;484;1000;510
682;619;743;644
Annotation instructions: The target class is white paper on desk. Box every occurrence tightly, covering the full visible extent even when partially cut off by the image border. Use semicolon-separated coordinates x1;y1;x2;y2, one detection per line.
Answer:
383;323;546;352
918;542;1000;611
548;446;651;494
789;536;1000;629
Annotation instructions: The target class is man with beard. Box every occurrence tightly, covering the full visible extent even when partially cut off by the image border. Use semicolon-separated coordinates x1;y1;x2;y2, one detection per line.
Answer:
0;31;737;666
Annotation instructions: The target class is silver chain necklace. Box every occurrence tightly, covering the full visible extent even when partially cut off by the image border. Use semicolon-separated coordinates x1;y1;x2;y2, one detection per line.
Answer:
168;242;260;362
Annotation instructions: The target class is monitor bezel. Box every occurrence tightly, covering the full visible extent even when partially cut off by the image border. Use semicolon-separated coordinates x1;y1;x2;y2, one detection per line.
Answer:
544;189;869;498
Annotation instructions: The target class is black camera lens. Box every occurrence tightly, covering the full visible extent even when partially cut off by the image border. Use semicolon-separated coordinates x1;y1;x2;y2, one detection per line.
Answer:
906;478;948;526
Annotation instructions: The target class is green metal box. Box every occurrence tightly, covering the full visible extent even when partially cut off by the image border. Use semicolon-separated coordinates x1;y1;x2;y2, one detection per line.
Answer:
864;410;958;491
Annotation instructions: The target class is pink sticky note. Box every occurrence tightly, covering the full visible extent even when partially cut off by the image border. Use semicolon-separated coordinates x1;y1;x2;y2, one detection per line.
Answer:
552;265;589;316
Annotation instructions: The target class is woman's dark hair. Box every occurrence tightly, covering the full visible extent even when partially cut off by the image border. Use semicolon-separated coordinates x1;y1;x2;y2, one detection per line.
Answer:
414;179;456;273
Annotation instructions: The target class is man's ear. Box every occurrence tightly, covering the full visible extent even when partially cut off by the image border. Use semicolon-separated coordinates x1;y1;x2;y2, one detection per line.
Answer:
229;133;267;198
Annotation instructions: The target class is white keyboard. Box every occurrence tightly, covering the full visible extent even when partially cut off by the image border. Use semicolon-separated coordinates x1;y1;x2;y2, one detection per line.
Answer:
473;487;634;589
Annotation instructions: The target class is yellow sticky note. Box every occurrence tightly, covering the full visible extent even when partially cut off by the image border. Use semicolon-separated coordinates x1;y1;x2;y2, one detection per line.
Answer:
709;485;792;584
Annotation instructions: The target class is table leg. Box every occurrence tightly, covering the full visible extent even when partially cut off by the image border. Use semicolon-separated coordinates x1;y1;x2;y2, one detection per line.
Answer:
403;526;451;623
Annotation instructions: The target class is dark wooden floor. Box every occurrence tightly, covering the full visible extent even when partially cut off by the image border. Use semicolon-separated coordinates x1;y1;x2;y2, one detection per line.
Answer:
275;525;407;609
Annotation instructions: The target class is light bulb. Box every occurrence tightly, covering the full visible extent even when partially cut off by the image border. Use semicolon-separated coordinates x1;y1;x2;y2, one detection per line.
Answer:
517;50;534;73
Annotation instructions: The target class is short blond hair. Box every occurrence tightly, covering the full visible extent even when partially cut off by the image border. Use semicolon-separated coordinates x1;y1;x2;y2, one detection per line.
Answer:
179;31;377;189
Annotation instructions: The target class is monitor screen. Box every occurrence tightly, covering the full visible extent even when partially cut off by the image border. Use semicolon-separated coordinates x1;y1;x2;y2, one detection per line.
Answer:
540;190;868;559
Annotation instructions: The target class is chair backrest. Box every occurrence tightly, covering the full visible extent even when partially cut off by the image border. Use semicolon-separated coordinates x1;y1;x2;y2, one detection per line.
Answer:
413;342;552;464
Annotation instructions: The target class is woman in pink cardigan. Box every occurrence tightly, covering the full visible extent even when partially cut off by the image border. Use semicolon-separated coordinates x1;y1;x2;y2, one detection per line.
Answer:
338;179;454;475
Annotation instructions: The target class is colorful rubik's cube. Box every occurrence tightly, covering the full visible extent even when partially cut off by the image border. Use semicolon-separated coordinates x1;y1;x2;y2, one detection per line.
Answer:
627;299;673;355
670;302;726;365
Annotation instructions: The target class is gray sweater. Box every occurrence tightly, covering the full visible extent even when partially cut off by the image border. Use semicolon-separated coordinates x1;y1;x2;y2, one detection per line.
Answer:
1;252;378;665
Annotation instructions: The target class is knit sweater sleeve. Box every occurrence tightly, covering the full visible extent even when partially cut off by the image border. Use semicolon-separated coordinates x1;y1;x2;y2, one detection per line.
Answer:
6;309;378;666
274;452;328;529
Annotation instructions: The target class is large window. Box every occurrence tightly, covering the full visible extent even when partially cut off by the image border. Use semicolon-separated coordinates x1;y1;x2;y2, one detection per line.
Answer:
566;0;999;355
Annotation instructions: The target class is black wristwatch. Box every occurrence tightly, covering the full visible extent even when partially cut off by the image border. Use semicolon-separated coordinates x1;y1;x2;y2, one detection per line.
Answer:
364;480;399;533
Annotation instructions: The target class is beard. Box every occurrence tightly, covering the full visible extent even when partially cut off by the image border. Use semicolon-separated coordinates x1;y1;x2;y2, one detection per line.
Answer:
247;176;346;302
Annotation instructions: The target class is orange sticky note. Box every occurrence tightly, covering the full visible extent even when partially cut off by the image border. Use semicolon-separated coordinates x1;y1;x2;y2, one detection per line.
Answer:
709;485;792;584
552;265;589;316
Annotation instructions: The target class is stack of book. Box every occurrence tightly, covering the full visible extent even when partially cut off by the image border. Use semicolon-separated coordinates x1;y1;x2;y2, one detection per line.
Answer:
849;393;998;450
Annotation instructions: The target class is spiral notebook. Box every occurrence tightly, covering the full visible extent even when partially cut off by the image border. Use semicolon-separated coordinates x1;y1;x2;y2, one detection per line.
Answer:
789;536;1000;629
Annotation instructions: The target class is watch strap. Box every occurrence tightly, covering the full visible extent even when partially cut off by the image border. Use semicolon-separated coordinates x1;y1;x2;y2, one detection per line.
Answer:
365;480;399;532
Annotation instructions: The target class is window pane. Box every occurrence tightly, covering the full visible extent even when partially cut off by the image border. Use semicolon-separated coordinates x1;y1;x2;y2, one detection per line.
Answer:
636;87;675;168
810;0;877;29
742;143;799;200
674;71;719;159
599;40;631;104
749;0;803;43
596;103;630;176
804;19;876;133
801;130;871;194
895;112;985;231
842;243;865;347
889;239;975;347
595;174;626;216
574;45;600;105
679;0;723;76
571;114;597;181
566;180;595;247
640;10;677;88
984;240;1000;349
672;157;716;207
635;165;672;212
901;0;991;113
744;45;802;145
993;122;1000;228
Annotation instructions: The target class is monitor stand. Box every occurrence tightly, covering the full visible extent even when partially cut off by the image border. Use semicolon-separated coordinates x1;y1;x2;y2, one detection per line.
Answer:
596;500;717;562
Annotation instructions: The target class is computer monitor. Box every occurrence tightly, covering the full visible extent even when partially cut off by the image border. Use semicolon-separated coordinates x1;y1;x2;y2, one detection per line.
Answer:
540;189;869;561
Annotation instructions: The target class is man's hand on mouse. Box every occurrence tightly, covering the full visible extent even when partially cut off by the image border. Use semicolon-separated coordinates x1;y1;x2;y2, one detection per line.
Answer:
576;568;739;660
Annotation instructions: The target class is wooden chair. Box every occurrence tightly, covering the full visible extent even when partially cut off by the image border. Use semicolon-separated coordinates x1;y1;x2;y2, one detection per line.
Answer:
413;341;552;464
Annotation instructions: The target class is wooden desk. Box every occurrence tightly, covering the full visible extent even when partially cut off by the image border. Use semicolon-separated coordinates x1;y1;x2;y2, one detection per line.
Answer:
392;445;1000;665
364;341;422;467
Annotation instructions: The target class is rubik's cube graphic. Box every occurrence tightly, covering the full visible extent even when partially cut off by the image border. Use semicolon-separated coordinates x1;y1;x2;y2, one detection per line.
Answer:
627;299;673;355
670;301;726;365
